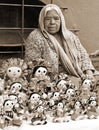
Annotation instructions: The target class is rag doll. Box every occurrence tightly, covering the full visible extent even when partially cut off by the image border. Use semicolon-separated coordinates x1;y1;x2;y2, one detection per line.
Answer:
71;100;84;120
26;93;42;120
31;105;47;125
1;58;28;91
47;92;61;110
86;99;98;119
2;99;22;127
8;94;24;117
64;87;76;114
53;102;65;123
29;65;50;93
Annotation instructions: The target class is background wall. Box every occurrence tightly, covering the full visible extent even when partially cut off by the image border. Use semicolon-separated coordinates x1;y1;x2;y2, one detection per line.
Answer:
42;0;99;53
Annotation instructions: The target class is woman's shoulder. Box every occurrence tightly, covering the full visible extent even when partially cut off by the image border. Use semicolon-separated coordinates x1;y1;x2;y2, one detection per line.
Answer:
27;28;43;40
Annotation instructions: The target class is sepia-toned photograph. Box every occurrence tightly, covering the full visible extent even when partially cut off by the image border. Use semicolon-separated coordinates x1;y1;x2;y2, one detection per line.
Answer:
0;0;99;130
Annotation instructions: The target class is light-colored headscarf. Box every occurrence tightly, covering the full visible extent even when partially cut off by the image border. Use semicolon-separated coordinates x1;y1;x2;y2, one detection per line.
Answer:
39;4;83;77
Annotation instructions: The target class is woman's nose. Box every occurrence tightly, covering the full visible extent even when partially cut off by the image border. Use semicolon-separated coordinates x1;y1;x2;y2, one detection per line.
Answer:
50;18;56;24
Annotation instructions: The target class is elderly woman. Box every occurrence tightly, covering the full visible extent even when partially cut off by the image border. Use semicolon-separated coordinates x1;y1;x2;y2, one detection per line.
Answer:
25;4;95;82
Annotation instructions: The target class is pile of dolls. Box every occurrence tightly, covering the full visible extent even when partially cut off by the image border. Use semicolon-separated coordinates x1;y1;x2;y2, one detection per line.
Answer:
0;58;99;128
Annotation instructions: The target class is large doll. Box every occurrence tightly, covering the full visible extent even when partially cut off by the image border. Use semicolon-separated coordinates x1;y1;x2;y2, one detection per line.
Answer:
0;58;28;92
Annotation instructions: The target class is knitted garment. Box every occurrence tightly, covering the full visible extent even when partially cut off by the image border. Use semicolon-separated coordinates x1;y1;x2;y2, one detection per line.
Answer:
25;29;94;76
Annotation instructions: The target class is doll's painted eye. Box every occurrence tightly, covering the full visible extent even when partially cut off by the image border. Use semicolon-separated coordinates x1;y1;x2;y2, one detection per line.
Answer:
19;85;21;88
32;96;34;99
12;86;15;88
7;103;9;106
38;70;41;73
18;70;20;72
43;70;46;73
9;69;11;72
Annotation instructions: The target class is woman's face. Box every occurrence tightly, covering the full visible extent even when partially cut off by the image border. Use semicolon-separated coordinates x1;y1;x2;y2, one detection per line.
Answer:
44;10;61;34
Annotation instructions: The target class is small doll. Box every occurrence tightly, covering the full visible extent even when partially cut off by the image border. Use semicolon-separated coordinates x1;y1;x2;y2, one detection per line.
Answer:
47;92;61;110
31;105;47;125
29;65;50;93
86;99;98;119
64;87;76;114
79;79;93;109
2;99;22;127
52;102;65;123
71;100;84;120
1;58;28;91
27;93;42;117
8;94;24;117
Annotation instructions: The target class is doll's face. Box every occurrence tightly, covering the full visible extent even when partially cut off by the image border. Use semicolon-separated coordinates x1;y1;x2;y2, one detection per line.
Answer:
4;100;14;111
30;93;40;102
57;102;63;109
66;88;75;97
53;92;60;100
57;80;67;90
89;96;96;101
90;100;96;107
6;66;22;79
37;105;44;113
74;101;81;108
82;79;92;88
8;95;18;105
10;82;22;93
34;67;47;78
